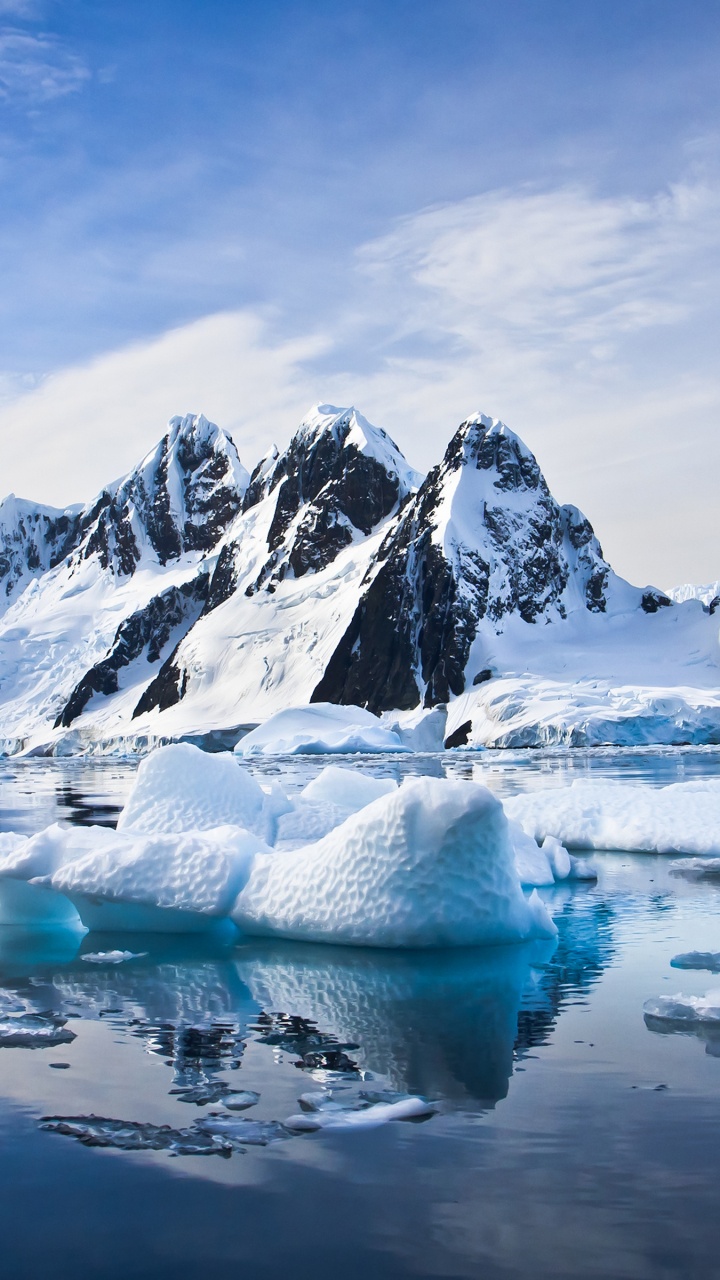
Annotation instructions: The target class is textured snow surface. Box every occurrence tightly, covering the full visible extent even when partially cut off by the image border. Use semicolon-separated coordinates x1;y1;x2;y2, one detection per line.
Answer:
117;743;271;837
644;991;720;1025
235;704;408;757
506;779;720;855
50;825;267;917
233;777;557;948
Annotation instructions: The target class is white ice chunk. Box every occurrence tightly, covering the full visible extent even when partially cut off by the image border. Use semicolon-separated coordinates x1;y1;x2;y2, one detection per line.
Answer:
301;765;397;810
670;857;720;880
50;824;268;930
234;703;409;757
644;990;720;1024
508;820;556;887
80;950;147;964
542;835;571;880
506;779;720;855
274;767;398;850
233;777;557;948
117;743;270;838
670;952;720;972
285;1095;435;1131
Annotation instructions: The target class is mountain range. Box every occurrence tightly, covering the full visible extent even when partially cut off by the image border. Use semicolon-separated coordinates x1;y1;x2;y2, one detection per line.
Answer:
0;404;717;754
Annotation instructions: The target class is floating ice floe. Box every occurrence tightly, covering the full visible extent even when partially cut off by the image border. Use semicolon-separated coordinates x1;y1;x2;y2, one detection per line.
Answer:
0;1012;76;1049
80;950;148;965
234;703;409;757
670;952;720;972
285;1095;435;1131
644;991;720;1026
506;779;720;855
669;858;720;881
233;777;557;947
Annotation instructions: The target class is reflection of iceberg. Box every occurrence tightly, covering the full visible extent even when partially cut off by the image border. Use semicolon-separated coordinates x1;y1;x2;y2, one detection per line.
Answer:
235;939;555;1107
644;991;720;1056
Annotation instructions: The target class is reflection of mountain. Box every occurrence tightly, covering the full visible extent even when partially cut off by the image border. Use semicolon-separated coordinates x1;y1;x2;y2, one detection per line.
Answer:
515;890;616;1055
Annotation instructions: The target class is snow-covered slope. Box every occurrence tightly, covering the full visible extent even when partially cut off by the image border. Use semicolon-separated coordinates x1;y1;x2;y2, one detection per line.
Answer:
0;404;717;754
0;494;82;616
0;414;248;749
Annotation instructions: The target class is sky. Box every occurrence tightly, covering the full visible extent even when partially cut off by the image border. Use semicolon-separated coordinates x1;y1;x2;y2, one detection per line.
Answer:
0;0;719;587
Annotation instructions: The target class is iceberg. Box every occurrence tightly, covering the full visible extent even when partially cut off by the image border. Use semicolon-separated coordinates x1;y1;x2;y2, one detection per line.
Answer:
117;742;272;838
274;765;397;849
234;703;409;757
506;779;720;855
49;825;268;933
233;777;557;948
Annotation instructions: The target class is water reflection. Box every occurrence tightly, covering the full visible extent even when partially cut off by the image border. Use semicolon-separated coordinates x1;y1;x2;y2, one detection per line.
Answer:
0;884;624;1140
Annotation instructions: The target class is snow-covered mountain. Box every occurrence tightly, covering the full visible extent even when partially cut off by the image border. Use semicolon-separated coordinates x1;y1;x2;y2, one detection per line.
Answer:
0;404;717;754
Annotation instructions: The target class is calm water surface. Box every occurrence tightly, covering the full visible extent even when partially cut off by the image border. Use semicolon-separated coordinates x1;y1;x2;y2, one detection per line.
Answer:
0;747;719;1279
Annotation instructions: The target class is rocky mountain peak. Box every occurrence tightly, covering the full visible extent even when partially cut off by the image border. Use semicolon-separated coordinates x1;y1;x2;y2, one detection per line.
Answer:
313;413;621;714
77;412;249;577
238;404;421;592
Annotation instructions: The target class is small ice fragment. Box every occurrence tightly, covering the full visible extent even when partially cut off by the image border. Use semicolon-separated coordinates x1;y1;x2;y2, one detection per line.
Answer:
644;990;720;1025
222;1091;260;1112
41;1114;232;1155
670;951;720;972
669;858;720;881
285;1096;436;1131
196;1115;289;1146
81;950;148;965
0;1013;76;1049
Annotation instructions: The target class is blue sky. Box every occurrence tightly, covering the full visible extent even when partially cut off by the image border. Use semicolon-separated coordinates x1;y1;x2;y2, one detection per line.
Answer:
1;0;719;584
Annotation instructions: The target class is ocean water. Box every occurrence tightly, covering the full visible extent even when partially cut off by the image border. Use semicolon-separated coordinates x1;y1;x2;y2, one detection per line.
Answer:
0;747;719;1279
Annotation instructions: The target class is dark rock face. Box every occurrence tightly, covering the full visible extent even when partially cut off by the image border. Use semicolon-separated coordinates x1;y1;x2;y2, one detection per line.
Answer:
313;417;617;714
241;410;409;597
641;590;673;614
56;574;210;728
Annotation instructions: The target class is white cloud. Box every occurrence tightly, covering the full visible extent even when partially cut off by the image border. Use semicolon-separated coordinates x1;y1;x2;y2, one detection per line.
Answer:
0;310;329;505
0;30;90;103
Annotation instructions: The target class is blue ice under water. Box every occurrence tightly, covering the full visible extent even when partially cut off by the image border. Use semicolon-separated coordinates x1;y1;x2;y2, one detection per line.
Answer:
0;746;719;1279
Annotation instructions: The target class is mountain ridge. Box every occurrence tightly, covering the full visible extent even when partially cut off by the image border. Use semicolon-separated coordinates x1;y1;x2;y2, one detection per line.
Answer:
0;402;716;754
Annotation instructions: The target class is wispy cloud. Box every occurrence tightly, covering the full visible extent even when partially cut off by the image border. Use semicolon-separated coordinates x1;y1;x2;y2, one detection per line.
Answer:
0;176;718;585
0;29;90;104
0;310;329;505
